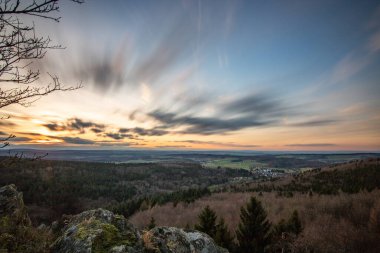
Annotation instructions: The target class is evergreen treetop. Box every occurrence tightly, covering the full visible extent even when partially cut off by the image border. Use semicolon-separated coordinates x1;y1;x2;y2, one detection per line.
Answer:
195;205;217;238
215;217;234;251
236;196;271;253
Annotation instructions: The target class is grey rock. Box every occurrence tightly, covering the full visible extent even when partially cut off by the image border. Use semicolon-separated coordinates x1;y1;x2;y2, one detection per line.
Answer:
51;208;143;253
0;185;229;253
143;226;229;253
0;184;31;226
51;212;229;253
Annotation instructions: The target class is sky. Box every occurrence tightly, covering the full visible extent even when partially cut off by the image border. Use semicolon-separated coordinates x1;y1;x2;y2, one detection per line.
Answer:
1;0;380;151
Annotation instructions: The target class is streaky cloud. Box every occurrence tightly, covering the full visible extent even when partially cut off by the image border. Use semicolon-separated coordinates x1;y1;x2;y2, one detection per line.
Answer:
148;91;298;135
118;127;169;136
12;137;33;142
128;20;195;85
175;140;259;148
285;143;336;147
150;110;271;135
105;132;135;140
155;145;189;148
0;121;16;127
58;137;95;145
291;119;338;127
43;118;105;133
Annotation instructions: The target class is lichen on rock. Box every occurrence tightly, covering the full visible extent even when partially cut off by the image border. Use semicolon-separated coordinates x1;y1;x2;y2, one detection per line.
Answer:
142;227;229;253
0;185;229;253
51;208;143;253
51;212;229;253
0;184;31;227
0;184;52;252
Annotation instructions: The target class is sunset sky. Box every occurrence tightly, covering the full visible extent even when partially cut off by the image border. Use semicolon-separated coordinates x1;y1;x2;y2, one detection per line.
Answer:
1;0;380;151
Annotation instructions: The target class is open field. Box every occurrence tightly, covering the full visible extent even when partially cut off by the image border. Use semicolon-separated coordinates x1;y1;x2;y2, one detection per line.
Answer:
202;158;266;170
2;149;379;170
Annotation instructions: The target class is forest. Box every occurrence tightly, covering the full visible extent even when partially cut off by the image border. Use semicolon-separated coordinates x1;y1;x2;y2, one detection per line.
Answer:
131;158;380;253
1;156;380;252
0;157;250;223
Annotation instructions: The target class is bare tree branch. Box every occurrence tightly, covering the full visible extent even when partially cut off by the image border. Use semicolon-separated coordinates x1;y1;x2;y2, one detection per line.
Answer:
0;0;84;149
0;149;48;167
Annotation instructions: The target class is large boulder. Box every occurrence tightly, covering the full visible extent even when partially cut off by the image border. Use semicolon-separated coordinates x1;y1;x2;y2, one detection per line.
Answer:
0;184;31;227
51;210;229;253
51;208;143;253
142;227;229;253
0;185;48;252
0;186;229;253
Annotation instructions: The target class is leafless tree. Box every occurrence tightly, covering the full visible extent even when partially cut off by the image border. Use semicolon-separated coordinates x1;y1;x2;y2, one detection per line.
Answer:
0;0;83;150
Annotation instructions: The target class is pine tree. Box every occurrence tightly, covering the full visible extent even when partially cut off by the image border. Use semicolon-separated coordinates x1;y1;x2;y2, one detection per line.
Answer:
286;210;302;235
272;219;287;236
270;211;302;253
236;197;271;253
272;211;302;236
214;217;234;251
195;205;217;238
147;216;156;230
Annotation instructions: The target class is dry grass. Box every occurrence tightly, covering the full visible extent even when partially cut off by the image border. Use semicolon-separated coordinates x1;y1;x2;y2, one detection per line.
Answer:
130;190;379;229
130;190;380;252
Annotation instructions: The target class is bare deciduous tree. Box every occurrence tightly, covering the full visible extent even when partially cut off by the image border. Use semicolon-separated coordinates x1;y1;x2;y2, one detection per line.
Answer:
0;0;83;149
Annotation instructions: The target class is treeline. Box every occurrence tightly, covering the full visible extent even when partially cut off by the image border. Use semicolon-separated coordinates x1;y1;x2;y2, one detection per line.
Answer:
0;159;140;220
110;187;211;217
303;165;380;194
192;197;302;253
244;163;380;196
0;157;237;223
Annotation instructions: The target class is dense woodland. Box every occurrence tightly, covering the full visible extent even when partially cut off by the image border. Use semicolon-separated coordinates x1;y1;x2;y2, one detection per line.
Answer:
131;158;380;253
1;157;380;252
140;190;380;253
0;157;250;223
235;158;380;195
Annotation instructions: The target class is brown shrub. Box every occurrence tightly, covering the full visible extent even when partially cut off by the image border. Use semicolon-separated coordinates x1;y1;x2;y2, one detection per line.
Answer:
129;190;380;251
368;199;380;233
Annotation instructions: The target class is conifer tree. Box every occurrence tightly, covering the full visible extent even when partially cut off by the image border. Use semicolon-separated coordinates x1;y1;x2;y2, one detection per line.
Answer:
270;211;302;253
215;217;234;251
272;219;287;236
236;197;271;253
287;210;302;235
147;216;156;230
195;205;217;238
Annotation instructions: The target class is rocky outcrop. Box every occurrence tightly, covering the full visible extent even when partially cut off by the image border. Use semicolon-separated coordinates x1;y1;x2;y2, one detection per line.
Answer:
0;185;52;252
0;185;228;253
51;208;144;253
143;227;229;253
0;184;31;227
51;209;228;253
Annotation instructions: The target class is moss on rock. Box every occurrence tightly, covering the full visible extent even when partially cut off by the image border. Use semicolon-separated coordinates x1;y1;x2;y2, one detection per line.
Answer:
51;209;143;253
0;185;52;253
143;227;229;253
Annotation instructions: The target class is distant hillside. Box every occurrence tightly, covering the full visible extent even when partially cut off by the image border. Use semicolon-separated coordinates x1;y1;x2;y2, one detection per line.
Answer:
130;159;380;253
240;158;380;195
0;158;249;224
2;149;379;167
